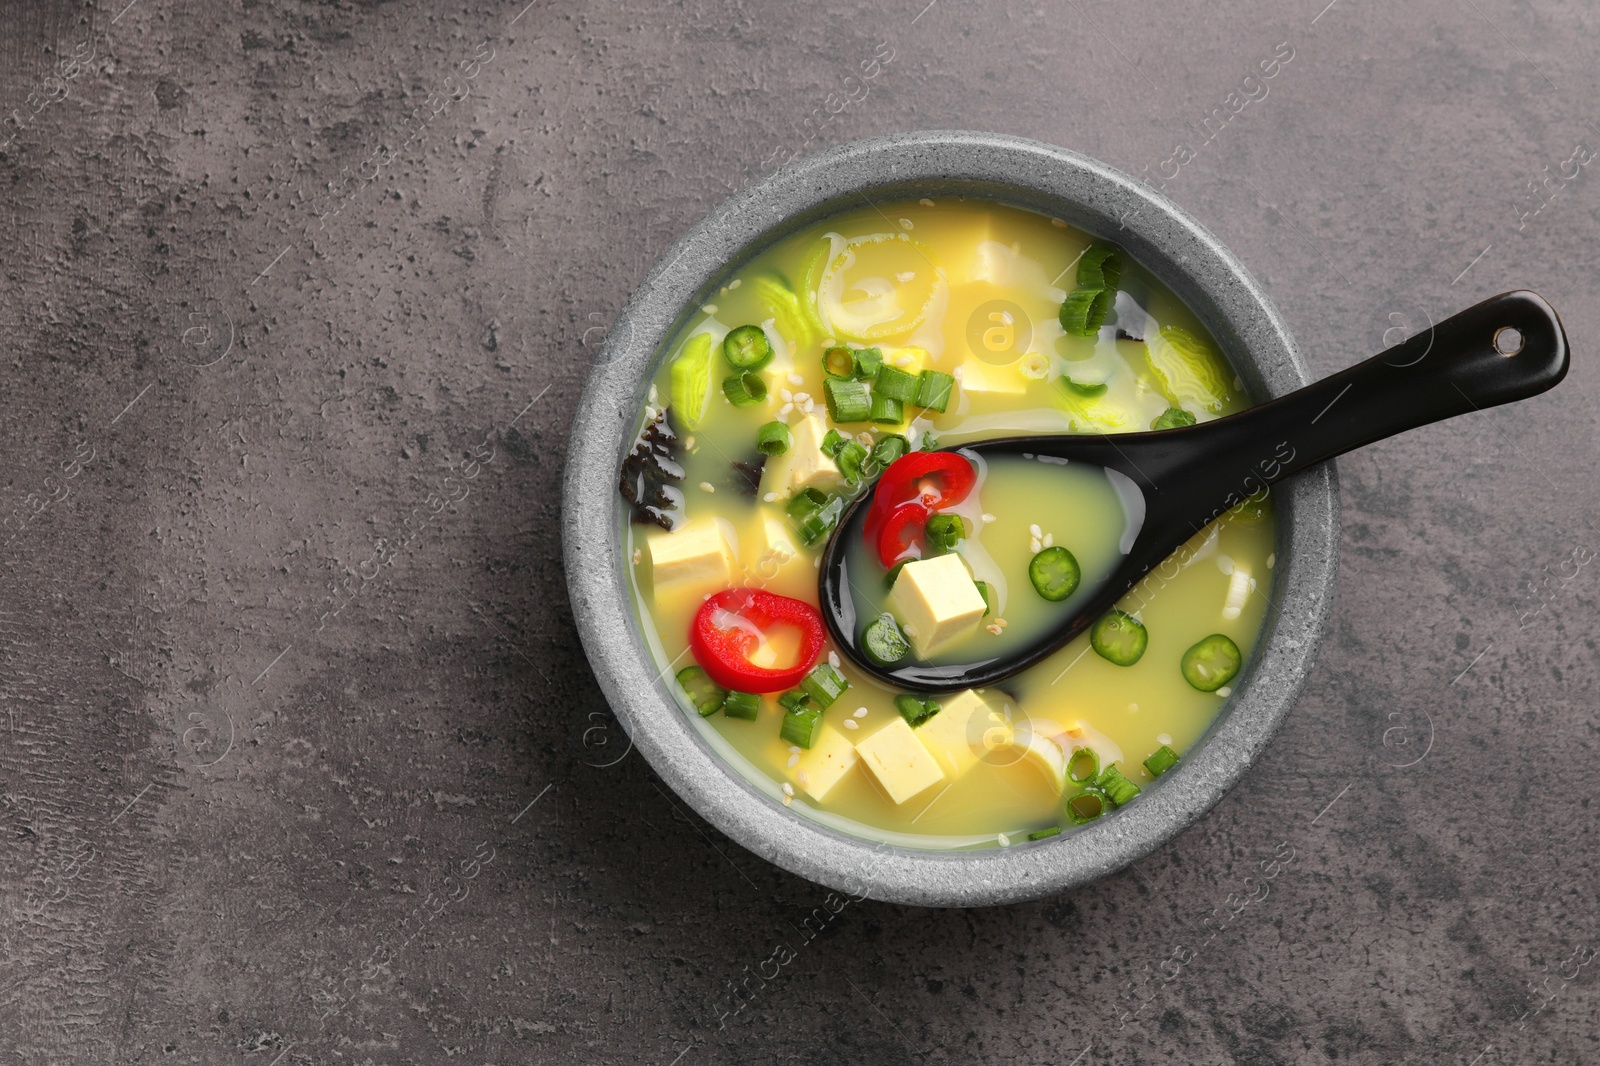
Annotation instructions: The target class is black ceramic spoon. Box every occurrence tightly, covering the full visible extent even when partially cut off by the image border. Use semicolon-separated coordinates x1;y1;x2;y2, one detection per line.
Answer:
818;290;1569;693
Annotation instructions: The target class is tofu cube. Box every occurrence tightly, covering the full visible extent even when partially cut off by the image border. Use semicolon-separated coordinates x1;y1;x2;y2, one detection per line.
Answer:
916;688;1011;779
957;359;1028;398
791;724;859;802
748;513;802;578
758;414;843;497
855;717;945;805
888;553;989;659
881;345;931;374
645;518;733;603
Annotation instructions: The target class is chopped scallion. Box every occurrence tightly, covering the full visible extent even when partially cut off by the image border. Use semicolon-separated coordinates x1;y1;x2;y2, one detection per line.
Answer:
835;440;868;485
756;420;792;456
786;487;828;520
792;494;844;546
778;689;812;714
1066;746;1100;786
722;690;760;721
920;433;940;452
884;560;910;590
779;705;823;749
870;434;909;467
800;662;849;708
1093;764;1141;806
874;365;921;404
915;369;955;412
869;392;904;425
824;378;872;423
1065;787;1108;824
1076;244;1123;291
722;324;775;370
1144;744;1180;777
862;613;910;665
823;345;857;379
722;371;768;407
894;693;940;728
924;513;965;553
820;428;848;458
1026;826;1061;841
853;346;884;380
675;666;726;717
1058;287;1115;336
1151;407;1196;431
973;580;993;617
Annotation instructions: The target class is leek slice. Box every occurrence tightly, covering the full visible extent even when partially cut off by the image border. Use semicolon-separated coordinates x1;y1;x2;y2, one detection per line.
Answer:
669;332;714;431
817;232;940;342
1146;324;1234;414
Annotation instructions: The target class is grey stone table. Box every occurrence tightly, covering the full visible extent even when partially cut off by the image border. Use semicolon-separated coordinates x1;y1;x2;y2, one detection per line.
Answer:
1;0;1595;1062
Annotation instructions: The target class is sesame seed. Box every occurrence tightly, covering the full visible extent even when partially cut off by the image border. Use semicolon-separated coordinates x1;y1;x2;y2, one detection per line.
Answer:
1157;733;1172;745
986;623;1003;635
853;707;868;718
779;403;794;417
799;398;815;414
995;618;1008;628
729;279;742;289
898;217;913;230
702;303;717;313
1216;686;1233;698
1267;553;1276;570
684;434;696;450
1128;703;1139;713
783;794;793;806
764;492;779;502
1050;217;1067;228
919;198;935;207
828;651;841;670
856;432;874;447
699;482;715;493
843;719;858;730
786;754;799;768
632;549;642;564
794;391;810;403
1030;538;1042;553
796;770;810;787
998;833;1011;846
788;745;800;754
981;513;996;524
952;366;964;380
894;354;911;367
788;373;804;386
1042;533;1053;548
780;388;794;402
1029;524;1042;538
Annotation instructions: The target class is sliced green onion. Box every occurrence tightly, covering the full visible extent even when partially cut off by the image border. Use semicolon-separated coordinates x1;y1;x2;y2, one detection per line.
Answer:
780;706;823;749
1090;610;1148;666
1180;633;1241;692
1076;244;1123;291
1028;546;1081;601
821;428;849;458
722;690;760;721
973;580;993;617
1151;407;1196;431
1093;764;1141;806
852;346;883;380
778;689;812;714
786;487;827;519
1026;826;1062;841
894;693;940;728
675;666;726;717
884;560;910;590
862;612;910;665
1061;376;1109;398
1066;746;1100;786
874;365;921;403
792;494;844;546
920;433;940;452
753;275;817;350
823;345;856;379
869;392;904;425
1144;744;1180;777
835;440;868;485
1065;787;1108;824
925;513;965;553
756;421;792;456
669;333;714;432
723;371;768;407
1059;288;1114;336
824;378;872;423
916;370;955;412
800;662;849;709
870;434;909;467
722;324;774;370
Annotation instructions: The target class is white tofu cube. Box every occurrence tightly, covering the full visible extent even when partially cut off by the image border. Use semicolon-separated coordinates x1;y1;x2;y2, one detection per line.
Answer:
882;345;931;374
916;688;1011;779
888;553;988;659
747;513;802;578
791;724;858;802
645;518;733;603
957;359;1027;397
758;414;843;498
855;717;945;805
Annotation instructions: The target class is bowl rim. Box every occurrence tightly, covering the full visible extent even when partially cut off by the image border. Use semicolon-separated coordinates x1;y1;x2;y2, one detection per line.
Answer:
563;130;1339;907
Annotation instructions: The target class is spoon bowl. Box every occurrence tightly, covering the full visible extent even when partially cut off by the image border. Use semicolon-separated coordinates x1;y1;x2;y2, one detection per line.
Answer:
820;290;1569;692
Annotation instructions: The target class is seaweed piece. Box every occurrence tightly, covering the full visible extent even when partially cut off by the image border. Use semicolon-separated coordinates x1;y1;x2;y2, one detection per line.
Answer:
728;456;766;497
619;409;685;530
1115;328;1145;343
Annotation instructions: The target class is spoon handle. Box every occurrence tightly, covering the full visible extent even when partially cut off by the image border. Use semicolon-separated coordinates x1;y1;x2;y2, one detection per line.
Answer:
1162;290;1569;515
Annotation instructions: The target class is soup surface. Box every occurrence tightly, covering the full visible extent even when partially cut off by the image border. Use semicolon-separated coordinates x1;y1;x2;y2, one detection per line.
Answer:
618;198;1276;849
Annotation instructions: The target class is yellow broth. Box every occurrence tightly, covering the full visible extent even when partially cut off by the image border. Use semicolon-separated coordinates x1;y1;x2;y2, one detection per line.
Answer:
620;198;1277;849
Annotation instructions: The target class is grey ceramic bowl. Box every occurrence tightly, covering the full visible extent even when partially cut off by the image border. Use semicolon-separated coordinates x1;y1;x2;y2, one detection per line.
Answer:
563;130;1339;907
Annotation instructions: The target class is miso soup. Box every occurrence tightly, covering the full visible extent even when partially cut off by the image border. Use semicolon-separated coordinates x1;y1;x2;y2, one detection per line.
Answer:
618;198;1275;850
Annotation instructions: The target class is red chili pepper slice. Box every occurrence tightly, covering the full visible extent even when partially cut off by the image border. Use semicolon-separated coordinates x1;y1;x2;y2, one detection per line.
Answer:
875;501;931;569
689;588;826;693
864;451;976;561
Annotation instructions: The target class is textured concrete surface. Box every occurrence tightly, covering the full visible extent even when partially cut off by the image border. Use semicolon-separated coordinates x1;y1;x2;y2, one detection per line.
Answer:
1;0;1596;1063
